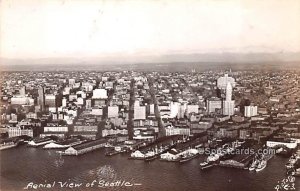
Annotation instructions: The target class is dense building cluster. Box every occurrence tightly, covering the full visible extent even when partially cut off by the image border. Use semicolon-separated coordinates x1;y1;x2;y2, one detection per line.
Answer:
1;70;300;144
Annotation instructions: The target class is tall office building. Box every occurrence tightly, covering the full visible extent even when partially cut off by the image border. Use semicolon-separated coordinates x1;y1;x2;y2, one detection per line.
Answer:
38;86;45;111
225;82;232;101
108;106;119;118
45;94;57;108
86;99;92;109
207;97;222;113
92;89;108;99
244;106;258;117
134;106;146;120
69;79;75;86
223;82;235;116
19;86;26;96
62;97;67;107
217;74;236;90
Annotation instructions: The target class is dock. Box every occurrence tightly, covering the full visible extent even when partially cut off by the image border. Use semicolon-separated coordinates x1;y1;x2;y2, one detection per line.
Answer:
61;139;107;156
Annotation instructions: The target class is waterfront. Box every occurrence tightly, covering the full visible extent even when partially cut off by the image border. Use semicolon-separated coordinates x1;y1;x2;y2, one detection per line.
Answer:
1;145;299;191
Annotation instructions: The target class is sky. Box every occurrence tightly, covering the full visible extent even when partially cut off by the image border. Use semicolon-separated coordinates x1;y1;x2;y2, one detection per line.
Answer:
0;0;300;60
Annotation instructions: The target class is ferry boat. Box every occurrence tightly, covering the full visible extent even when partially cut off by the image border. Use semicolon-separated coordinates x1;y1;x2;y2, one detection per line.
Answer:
255;160;267;172
28;137;54;147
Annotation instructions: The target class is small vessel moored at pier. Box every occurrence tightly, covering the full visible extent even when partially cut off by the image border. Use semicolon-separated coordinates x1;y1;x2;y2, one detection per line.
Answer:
28;137;54;147
255;160;267;172
0;138;21;151
179;149;199;163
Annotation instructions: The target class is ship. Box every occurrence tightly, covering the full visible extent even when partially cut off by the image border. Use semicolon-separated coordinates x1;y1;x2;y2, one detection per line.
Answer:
207;153;220;163
129;150;145;160
276;147;293;157
249;159;259;171
43;138;83;149
255;160;267;172
199;161;215;169
144;150;158;161
28;137;54;147
160;149;181;162
179;149;199;163
199;153;220;170
285;154;299;169
0;138;20;150
291;168;300;177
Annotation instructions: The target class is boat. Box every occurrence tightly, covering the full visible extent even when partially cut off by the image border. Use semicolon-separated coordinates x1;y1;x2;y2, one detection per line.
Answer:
0;138;20;151
179;149;199;163
276;147;283;154
160;149;180;162
285;154;299;169
199;153;219;170
199;161;215;169
255;160;267;172
179;152;198;163
28;137;54;147
144;151;158;161
43;138;83;149
207;153;220;163
105;149;121;156
291;168;300;177
249;159;259;171
144;144;174;162
129;150;145;160
277;148;293;157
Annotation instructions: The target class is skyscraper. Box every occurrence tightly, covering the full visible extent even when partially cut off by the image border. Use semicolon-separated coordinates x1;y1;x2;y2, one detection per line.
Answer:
19;86;26;96
226;82;232;101
217;74;236;90
223;82;235;116
244;106;258;117
38;86;45;111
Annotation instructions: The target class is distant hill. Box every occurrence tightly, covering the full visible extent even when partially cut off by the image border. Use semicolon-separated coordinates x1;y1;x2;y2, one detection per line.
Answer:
1;52;300;71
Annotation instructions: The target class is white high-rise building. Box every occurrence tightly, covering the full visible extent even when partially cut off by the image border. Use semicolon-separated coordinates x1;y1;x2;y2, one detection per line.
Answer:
170;102;179;118
226;82;232;101
217;74;236;90
108;106;119;118
92;89;108;99
134;106;146;120
244;106;258;117
69;79;75;86
86;99;92;109
149;104;155;115
38;86;45;111
63;87;71;95
186;104;199;115
207;98;222;113
11;96;34;105
19;86;26;96
62;97;67;107
223;82;235;116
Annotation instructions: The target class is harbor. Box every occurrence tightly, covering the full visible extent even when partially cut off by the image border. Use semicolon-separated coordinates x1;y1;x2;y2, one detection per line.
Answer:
1;143;299;191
